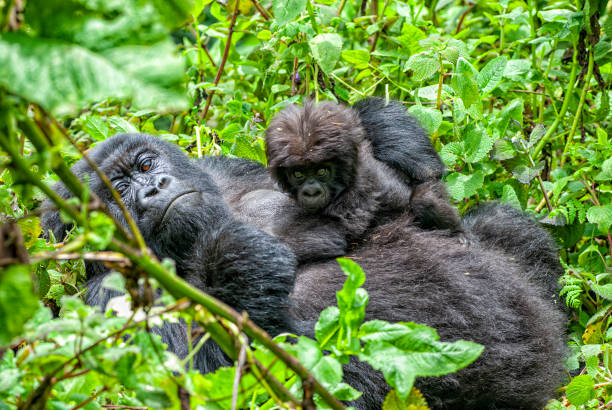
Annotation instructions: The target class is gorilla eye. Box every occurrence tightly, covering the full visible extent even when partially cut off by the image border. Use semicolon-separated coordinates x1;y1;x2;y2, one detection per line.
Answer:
293;171;304;179
115;183;129;195
316;168;328;177
140;159;152;172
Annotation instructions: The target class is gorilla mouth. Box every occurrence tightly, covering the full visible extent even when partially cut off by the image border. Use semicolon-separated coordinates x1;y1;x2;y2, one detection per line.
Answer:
161;190;200;222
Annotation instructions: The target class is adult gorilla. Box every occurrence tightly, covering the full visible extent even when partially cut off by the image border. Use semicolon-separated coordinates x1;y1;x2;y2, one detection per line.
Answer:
41;134;566;409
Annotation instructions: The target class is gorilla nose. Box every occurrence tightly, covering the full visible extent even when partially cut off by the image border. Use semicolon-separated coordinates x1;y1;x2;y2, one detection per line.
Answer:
302;185;323;197
137;175;174;208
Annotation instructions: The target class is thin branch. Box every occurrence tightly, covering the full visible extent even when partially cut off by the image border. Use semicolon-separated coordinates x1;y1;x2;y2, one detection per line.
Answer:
252;0;270;20
201;0;241;120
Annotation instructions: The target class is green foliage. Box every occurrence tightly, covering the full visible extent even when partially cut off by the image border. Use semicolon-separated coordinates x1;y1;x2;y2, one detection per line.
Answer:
0;0;611;407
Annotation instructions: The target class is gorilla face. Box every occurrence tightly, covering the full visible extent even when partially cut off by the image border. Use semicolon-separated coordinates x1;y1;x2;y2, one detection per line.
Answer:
280;162;343;212
51;134;230;264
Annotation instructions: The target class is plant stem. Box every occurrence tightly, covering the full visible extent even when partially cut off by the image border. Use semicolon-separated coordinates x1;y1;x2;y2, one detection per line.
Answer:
560;48;593;166
201;0;240;119
532;44;579;158
306;0;320;35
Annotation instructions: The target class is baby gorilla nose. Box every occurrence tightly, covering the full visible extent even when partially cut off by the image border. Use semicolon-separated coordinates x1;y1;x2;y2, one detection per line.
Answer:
302;183;323;198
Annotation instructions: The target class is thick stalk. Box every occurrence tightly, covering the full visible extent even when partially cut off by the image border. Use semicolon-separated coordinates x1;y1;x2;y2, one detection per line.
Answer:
532;44;579;158
560;48;594;166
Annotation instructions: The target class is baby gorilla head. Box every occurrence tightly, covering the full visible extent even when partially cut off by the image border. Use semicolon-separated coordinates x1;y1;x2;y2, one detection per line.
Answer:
266;101;363;213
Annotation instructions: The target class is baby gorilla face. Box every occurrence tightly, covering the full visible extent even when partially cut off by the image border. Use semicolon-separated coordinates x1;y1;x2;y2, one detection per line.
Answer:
282;163;340;212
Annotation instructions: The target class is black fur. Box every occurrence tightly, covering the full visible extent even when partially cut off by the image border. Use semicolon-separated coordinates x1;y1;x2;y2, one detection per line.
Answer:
462;202;564;300
40;133;566;410
293;215;567;409
265;100;462;244
354;97;445;183
40;134;297;371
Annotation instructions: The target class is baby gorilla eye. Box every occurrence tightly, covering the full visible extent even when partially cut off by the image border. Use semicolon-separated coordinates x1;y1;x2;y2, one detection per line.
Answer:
293;170;304;179
140;159;152;172
316;168;328;177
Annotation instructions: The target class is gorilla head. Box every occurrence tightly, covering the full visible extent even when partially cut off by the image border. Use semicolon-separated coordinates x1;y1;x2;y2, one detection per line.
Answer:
266;101;362;213
266;100;462;238
41;134;297;346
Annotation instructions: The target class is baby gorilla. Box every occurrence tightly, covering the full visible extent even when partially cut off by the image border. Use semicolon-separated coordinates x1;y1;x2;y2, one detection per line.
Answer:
265;100;461;243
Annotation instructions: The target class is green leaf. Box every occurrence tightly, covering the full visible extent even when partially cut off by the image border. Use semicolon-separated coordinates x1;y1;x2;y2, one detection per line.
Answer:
407;106;442;135
590;283;612;301
136;386;173;408
477;56;507;96
359;321;483;400
315;306;340;349
451;58;479;109
440;142;463;167
336;258;369;350
83;115;111;141
528;124;546;148
0;265;39;347
0;33;187;116
383;388;429;410
595;157;612;181
565;374;595;405
491;139;517;160
586;204;612;232
445;171;485;201
462;125;492;163
342;49;370;69
501;185;521;210
512;162;544;184
273;0;306;26
405;54;440;82
309;33;343;75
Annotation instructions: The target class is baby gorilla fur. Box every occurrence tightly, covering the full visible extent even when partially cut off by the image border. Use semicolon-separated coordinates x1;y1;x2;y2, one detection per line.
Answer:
266;100;462;242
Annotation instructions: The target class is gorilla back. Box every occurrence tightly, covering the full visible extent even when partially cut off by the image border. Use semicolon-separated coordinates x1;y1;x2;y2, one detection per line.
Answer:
293;216;566;409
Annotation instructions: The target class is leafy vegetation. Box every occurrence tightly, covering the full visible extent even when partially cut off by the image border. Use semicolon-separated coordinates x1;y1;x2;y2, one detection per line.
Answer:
0;0;610;408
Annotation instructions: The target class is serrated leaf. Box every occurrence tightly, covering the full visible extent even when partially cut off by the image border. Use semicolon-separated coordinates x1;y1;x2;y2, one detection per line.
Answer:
477;56;507;95
445;171;484;201
451;59;479;109
273;0;306;26
512;162;544;184
528;124;546;148
595;157;612;181
341;49;370;69
440;142;463;167
309;33;343;75
407;106;442;135
491;139;516;160
336;258;369;350
383;388;430;410
590;283;612;300
586;204;612;232
107;116;138;134
405;54;440;82
0;33;187;116
565;374;595;405
463;125;492;163
83;115;111;141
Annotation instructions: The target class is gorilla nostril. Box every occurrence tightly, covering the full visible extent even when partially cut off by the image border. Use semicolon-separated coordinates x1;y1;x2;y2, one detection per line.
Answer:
303;187;323;197
158;175;172;189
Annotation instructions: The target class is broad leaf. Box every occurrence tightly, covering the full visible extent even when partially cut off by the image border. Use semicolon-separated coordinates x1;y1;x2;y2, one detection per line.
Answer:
405;54;440;82
359;321;483;399
445;171;484;200
407;106;442;135
477;56;507;95
309;33;343;74
0;33;187;116
273;0;307;26
565;374;595;406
